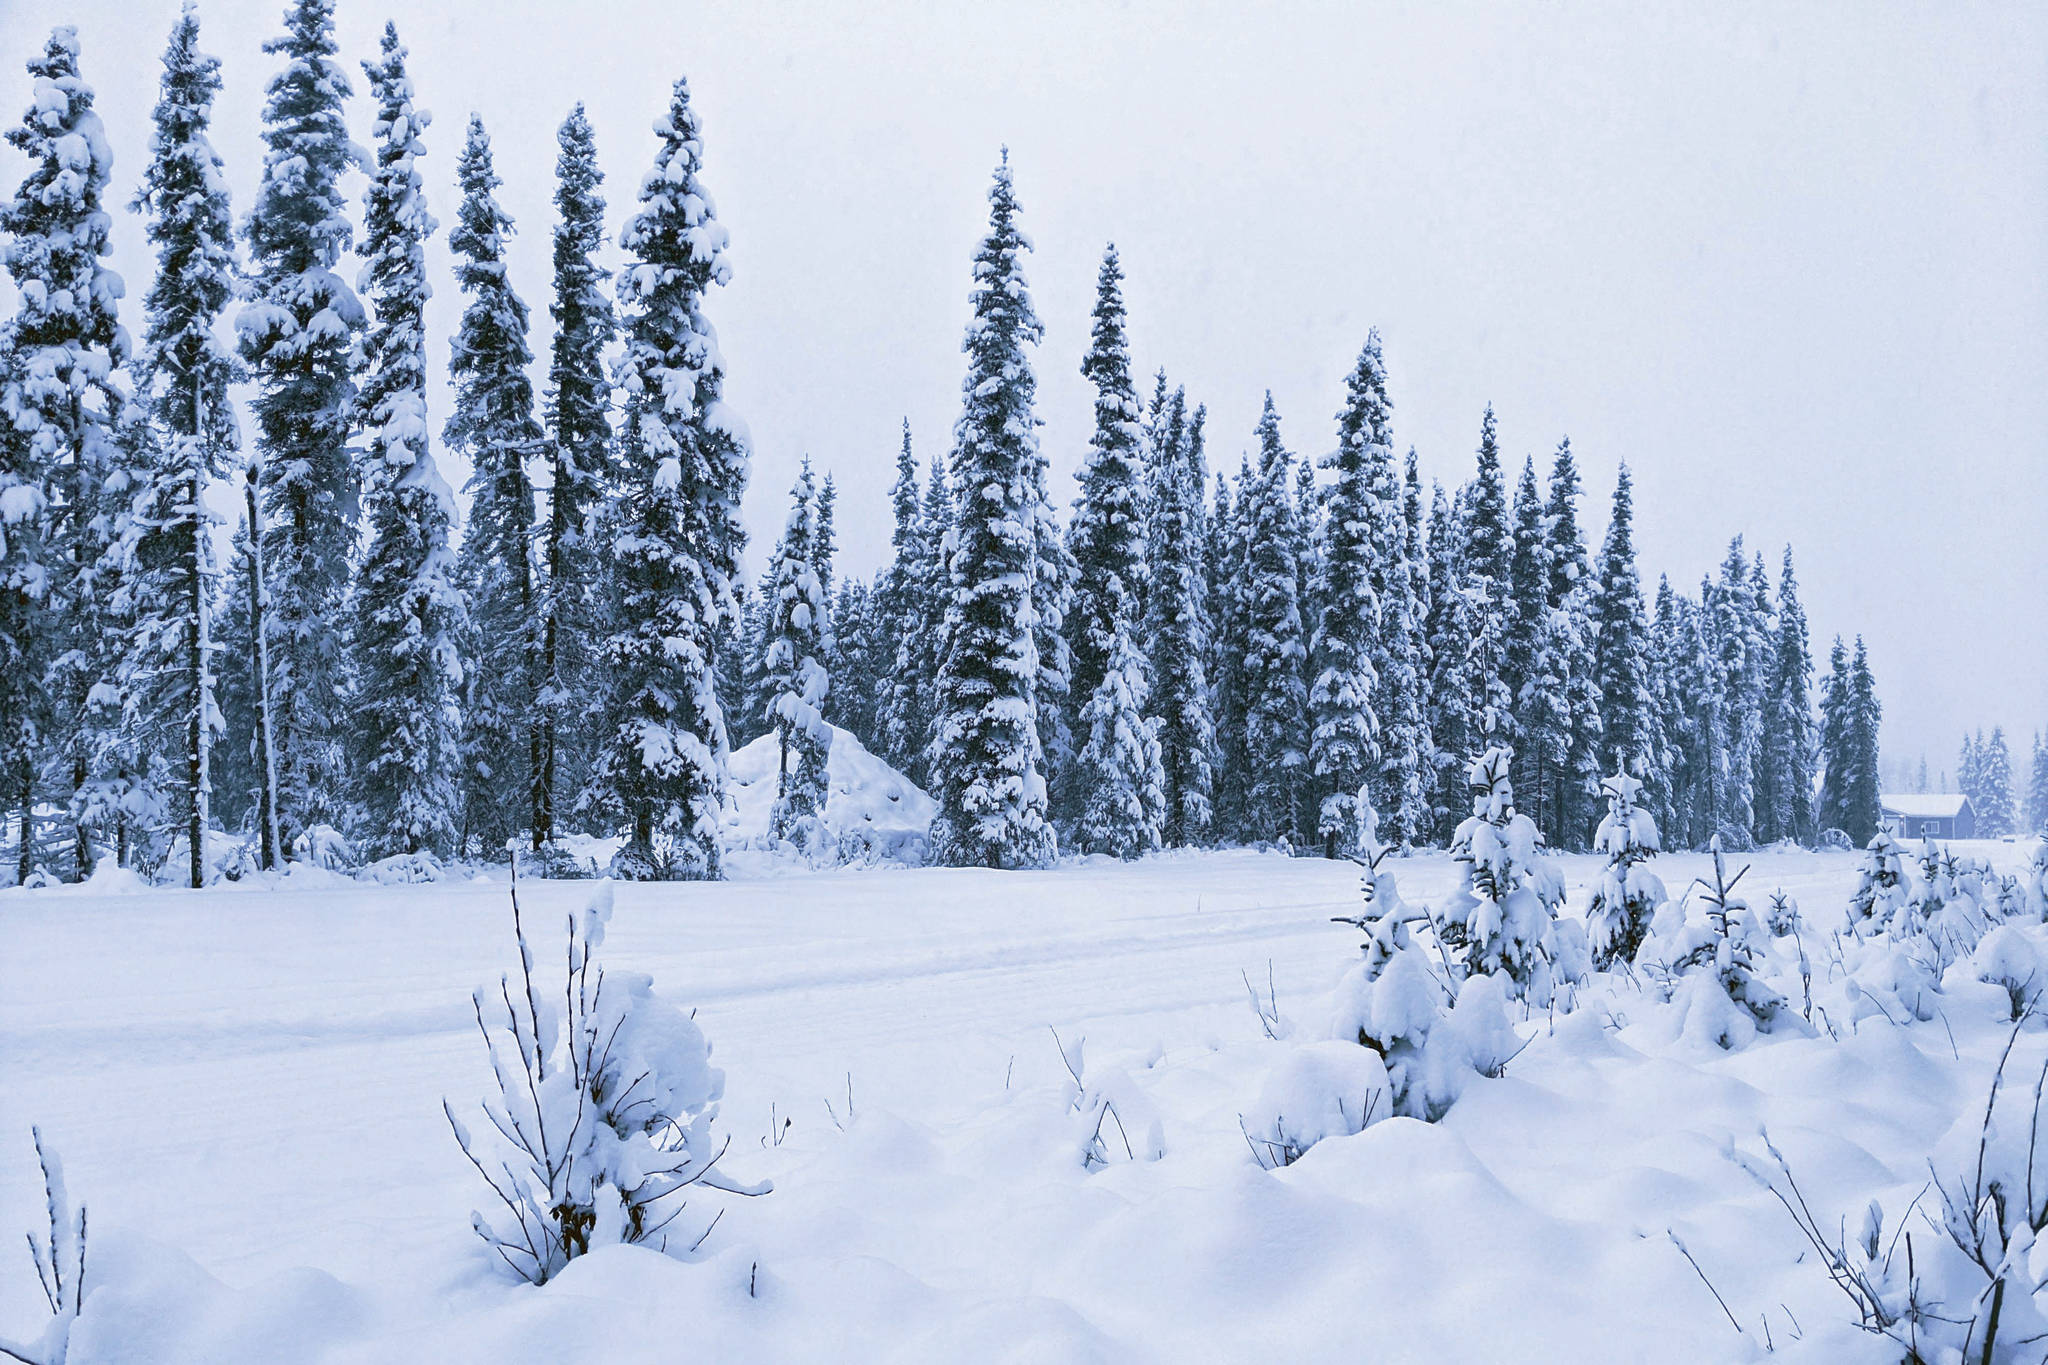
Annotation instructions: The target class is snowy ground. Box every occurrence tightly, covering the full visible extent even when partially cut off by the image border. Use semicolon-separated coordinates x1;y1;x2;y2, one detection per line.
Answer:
2;841;2043;1362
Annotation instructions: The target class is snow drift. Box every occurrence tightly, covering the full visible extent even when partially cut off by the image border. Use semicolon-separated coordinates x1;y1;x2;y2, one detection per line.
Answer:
724;724;936;866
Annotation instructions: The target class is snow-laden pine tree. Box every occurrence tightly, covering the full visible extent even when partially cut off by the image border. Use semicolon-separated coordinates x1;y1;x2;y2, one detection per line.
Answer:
828;577;880;748
446;114;542;858
2026;733;2048;837
122;5;242;887
4;27;134;879
1647;576;1695;843
1420;481;1474;839
1585;772;1666;968
1372;444;1429;850
873;422;928;774
1207;466;1253;841
1759;546;1814;844
1063;245;1163;850
1816;636;1852;839
927;153;1054;868
1240;394;1310;847
592;74;749;880
1308;335;1393;857
1708;537;1765;844
1591;464;1652;788
236;0;364;850
1504;457;1563;834
1146;390;1215;848
1542;440;1603;848
760;462;831;845
349;25;464;859
1844;637;1883;845
1073;611;1165;860
537;103;614;845
1464;405;1513;592
894;444;953;788
1978;727;2017;838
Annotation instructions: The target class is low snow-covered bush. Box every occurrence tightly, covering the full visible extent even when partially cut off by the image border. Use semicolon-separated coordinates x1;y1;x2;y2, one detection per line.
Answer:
360;850;448;885
1;1128;87;1365
1958;926;2046;1021
1324;791;1530;1119
1241;1040;1388;1169
1637;839;1797;1050
517;841;598;880
1446;748;1566;1003
294;823;354;871
1846;831;1915;932
443;879;768;1284
1053;1030;1165;1169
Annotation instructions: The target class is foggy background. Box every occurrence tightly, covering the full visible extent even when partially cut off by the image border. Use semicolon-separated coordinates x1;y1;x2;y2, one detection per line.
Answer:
1;0;2041;781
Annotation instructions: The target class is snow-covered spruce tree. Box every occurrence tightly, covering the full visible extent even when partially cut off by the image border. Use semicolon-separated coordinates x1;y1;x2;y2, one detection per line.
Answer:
927;153;1055;869
1240;394;1310;847
1708;537;1765;844
759;462;831;846
873;421;926;773
1585;772;1666;969
828;578;880;749
446;114;543;858
1074;610;1166;859
445;879;768;1285
2028;733;2048;837
1029;448;1074;816
1420;482;1474;839
1061;247;1145;818
1978;728;2017;838
1845;637;1883;846
1447;747;1566;1001
0;319;42;885
1307;335;1390;857
1503;458;1553;827
1647;577;1698;845
122;5;243;888
1540;439;1602;849
1399;451;1435;837
1591;464;1653;788
1846;828;1914;932
4;28;133;880
237;0;364;851
1760;546;1815;844
1145;390;1214;848
1643;836;1792;1050
1063;245;1163;854
537;103;615;846
346;26;464;861
592;74;749;881
1816;635;1853;839
1373;445;1429;850
1208;466;1253;841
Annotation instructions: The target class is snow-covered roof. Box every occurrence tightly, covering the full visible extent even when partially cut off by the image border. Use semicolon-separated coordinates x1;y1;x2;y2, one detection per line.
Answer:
1880;793;1972;819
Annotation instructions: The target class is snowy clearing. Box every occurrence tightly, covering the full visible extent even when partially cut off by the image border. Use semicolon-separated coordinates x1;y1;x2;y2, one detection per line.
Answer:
6;841;2046;1361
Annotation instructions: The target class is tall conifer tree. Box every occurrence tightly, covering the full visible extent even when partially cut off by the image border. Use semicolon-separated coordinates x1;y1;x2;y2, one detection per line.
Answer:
1145;391;1214;847
124;6;242;886
592;73;749;879
927;154;1054;868
446;114;542;856
3;27;131;878
349;24;464;858
237;0;363;851
1240;395;1309;846
1308;334;1391;856
537;104;613;844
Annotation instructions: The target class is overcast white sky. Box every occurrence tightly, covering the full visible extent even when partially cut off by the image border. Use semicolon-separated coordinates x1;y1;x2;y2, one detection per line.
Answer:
2;0;2042;778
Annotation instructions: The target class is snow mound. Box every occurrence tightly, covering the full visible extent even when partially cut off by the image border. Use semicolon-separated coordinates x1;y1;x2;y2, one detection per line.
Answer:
724;725;936;866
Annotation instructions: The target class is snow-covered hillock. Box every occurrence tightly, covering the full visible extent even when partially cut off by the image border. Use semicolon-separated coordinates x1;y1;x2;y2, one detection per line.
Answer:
724;725;937;867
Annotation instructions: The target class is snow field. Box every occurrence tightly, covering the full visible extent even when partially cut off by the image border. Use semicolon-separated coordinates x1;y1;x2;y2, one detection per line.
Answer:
2;842;2043;1361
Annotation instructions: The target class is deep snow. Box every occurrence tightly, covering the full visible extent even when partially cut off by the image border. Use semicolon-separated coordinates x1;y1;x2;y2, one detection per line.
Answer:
1;842;2042;1362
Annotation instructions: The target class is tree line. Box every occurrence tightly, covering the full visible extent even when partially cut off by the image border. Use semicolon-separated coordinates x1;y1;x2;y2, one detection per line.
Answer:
0;3;1887;885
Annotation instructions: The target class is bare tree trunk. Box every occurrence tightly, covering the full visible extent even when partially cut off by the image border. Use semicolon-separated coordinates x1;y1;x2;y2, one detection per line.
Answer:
245;462;282;870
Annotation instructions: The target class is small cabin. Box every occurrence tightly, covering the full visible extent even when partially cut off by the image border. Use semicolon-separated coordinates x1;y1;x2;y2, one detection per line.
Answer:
1880;793;1976;841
